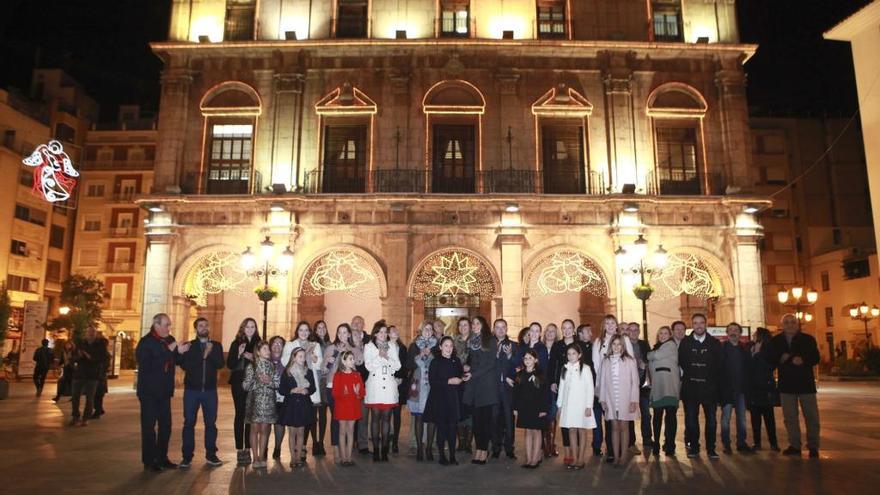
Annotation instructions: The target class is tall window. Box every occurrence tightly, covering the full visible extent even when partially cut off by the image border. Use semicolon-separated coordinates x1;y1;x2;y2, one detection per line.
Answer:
440;1;470;37
206;123;254;194
655;125;700;195
336;0;368;38
323;125;368;193
652;0;683;42
224;0;257;41
537;0;566;39
432;125;475;193
541;125;586;194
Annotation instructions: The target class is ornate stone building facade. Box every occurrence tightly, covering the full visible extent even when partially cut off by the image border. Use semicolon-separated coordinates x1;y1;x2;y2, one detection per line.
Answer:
142;0;767;342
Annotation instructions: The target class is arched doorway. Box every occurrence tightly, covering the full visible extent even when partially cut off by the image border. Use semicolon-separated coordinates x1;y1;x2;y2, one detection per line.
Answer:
524;247;612;331
408;248;499;340
295;246;386;337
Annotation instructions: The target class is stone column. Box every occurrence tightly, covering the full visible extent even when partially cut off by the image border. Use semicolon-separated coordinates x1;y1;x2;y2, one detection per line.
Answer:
731;215;766;330
271;73;304;190
497;224;525;329
153;65;193;194
384;231;410;331
716;60;753;191
140;214;176;335
602;52;639;192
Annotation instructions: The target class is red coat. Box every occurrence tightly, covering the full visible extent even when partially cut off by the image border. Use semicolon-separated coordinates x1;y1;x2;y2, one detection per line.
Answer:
332;370;365;420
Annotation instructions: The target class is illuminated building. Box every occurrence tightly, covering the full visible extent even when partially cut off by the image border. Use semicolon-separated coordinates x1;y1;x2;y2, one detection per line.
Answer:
143;0;767;341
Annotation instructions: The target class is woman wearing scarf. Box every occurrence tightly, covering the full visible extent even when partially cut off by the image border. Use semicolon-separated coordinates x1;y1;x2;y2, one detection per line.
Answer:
279;347;317;468
407;321;438;461
452;317;480;453
364;320;402;462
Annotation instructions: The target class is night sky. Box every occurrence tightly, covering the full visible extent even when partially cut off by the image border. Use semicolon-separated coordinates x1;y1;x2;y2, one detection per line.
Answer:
0;0;873;121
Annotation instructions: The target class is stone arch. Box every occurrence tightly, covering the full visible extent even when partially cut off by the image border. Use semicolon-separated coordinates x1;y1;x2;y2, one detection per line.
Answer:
407;246;500;299
422;80;486;113
650;245;735;301
522;245;611;298
646;82;708;117
293;244;388;299
199;81;262;116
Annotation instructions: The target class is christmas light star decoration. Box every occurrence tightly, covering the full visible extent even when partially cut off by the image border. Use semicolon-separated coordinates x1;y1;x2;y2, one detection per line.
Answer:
184;252;249;306
431;252;479;295
534;251;607;296
651;253;721;300
304;250;378;297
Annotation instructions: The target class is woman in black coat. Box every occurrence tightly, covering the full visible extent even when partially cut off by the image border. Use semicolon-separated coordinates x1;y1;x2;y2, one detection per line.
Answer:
514;349;550;468
461;316;499;464
390;326;409;454
226;318;261;465
747;328;779;451
424;336;466;465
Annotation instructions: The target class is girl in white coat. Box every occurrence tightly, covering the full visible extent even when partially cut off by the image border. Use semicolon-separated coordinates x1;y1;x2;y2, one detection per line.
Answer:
364;320;401;462
281;321;324;460
556;343;596;470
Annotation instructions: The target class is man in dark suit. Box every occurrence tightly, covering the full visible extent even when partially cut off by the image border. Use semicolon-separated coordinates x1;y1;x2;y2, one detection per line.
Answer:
679;313;725;459
491;318;519;459
767;313;821;458
32;339;53;396
136;313;179;472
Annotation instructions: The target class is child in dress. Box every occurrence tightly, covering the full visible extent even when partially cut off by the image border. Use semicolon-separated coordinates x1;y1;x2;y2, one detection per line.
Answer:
331;351;365;466
513;349;549;468
279;347;316;468
556;343;596;470
243;341;280;469
598;335;640;467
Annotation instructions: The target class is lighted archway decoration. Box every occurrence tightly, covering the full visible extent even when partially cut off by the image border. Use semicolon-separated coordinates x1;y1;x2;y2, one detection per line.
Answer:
181;251;250;307
646;82;708;118
531;83;593;118
410;248;497;298
315;83;378;116
527;250;608;297
200;81;262;116
301;249;381;298
422;80;486;115
650;252;723;301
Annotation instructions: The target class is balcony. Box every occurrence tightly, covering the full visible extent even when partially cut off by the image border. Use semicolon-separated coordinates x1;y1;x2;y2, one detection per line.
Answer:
107;226;137;238
646;170;725;196
182;170;262;195
82;159;154;171
111;192;139;203
106;298;134;311
104;262;135;273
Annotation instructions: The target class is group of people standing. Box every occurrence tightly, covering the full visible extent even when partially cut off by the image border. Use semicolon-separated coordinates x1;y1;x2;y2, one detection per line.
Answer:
135;310;822;473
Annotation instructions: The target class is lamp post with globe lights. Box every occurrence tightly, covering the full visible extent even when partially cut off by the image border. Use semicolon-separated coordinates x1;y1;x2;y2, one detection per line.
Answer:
616;234;668;341
240;236;294;340
849;302;878;349
777;286;818;331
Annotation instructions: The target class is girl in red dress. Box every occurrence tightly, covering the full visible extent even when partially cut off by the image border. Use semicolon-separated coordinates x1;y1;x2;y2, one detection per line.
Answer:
331;351;364;466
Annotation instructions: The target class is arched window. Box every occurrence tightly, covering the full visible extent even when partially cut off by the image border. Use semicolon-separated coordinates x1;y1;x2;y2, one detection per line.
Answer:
423;81;485;193
199;82;261;195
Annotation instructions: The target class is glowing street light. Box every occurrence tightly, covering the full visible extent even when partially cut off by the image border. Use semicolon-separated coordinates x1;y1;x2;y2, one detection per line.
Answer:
617;235;668;341
849;302;878;349
241;236;294;340
778;285;819;330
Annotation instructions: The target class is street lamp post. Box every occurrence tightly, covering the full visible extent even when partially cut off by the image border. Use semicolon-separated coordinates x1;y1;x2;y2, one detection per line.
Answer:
777;285;818;331
616;234;668;341
848;302;878;349
241;236;294;340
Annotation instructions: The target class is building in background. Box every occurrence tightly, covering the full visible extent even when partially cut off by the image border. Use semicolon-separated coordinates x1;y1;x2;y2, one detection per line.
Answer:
0;69;96;357
140;0;768;344
751;116;875;361
69;106;157;342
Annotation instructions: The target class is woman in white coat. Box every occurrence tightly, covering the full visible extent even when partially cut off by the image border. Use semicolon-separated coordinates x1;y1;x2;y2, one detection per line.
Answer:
364;320;401;462
556;343;596;470
281;321;325;459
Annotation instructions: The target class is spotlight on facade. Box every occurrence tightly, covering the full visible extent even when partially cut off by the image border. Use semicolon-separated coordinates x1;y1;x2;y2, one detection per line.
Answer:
271;183;288;194
148;204;164;212
502;30;515;39
284;31;298;40
505;203;520;213
696;36;710;44
622;183;636;194
743;204;759;214
396;30;407;39
198;35;211;43
59;306;70;316
623;202;639;213
269;202;286;213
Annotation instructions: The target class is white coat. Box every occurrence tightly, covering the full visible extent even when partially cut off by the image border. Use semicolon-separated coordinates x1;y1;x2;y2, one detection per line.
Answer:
556;362;597;429
364;341;401;406
281;339;323;404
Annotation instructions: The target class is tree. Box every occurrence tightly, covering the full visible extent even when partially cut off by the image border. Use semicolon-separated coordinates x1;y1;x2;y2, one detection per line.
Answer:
46;275;106;341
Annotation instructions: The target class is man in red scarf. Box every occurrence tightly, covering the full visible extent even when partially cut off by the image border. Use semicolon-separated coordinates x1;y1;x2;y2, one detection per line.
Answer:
137;313;179;472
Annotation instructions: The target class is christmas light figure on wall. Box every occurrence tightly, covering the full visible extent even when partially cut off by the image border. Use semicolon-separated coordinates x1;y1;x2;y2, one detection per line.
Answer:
184;251;249;307
22;140;79;203
431;252;479;296
534;251;607;296
304;250;378;297
411;250;496;298
651;252;721;300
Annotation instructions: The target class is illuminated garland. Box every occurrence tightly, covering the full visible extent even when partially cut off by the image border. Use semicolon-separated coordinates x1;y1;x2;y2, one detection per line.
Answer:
183;252;249;306
412;250;496;298
531;251;608;296
302;250;379;298
22;140;79;203
651;253;721;301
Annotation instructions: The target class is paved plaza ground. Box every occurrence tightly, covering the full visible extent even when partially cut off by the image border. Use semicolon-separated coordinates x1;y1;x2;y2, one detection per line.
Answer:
1;376;879;495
